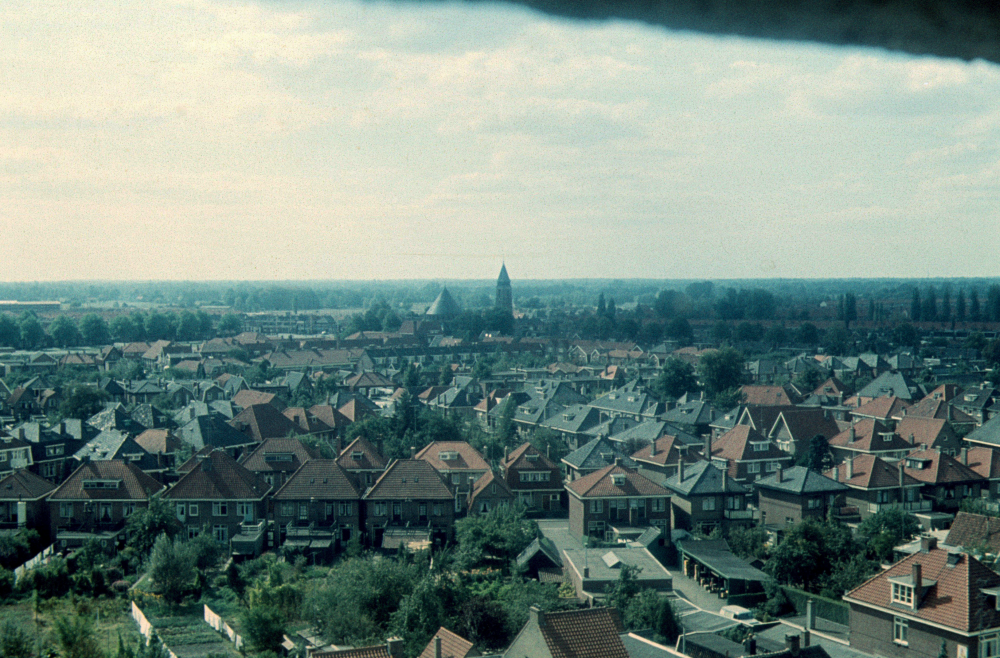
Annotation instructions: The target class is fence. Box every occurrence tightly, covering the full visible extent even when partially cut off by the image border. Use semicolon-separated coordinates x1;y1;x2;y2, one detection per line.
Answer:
13;544;53;583
204;604;244;650
130;602;180;658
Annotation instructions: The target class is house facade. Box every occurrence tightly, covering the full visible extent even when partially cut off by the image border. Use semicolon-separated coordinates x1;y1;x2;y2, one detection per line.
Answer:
565;462;670;540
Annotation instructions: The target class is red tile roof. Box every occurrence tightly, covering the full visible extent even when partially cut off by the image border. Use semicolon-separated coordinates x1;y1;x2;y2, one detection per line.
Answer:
740;385;800;407
894;417;956;450
851;396;912;421
0;469;55;500
134;429;183;455
417;627;476;658
229;404;302;443
902;449;985;485
415;441;489;473
901;398;976;424
164;450;270;501
272;459;359;500
312;645;390;658
828;419;914;453
945;512;1000;552
966;447;1000;480
825;453;921;490
283;407;334;435
711;425;787;463
338;437;387;471
844;548;1000;633
308;404;352;428
239;437;317;474
631;435;702;467
233;389;278;409
536;607;628;658
565;464;669;498
50;460;165;501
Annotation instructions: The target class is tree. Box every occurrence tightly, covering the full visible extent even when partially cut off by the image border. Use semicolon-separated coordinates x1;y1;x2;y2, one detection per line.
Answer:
126;496;182;555
0;314;18;348
923;287;938;322
698;347;745;398
796;322;819;345
651;357;699;400
711;321;732;342
941;287;952;322
241;606;286;653
59;385;109;420
176;311;202;341
79;313;111;345
665;318;693;343
764;519;860;592
110;314;142;342
797;434;833;471
18;313;46;349
53;614;104;658
971;289;982;322
49;315;81;347
727;525;769;561
607;564;642;613
911;289;922;322
957;289;967;322
0;621;31;658
149;533;195;604
857;507;920;563
455;503;537;572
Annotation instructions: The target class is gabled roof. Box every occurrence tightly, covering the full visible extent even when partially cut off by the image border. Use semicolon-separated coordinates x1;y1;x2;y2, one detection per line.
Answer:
516;536;562;569
74;430;160;471
813;377;850;397
900;398;976;424
338;437;387;471
533;607;628;658
945;512;1000;552
0;469;55;500
176;413;255;451
739;385;800;407
663;461;747;496
966;447;1000;480
754;466;848;495
469;469;514;502
828;418;914;453
50;460;165;501
229;403;302;442
902;449;985;485
272;459;359;500
964;414;1000;448
363;459;453;501
134;429;183;455
857;371;923;402
232;389;278;409
87;403;145;435
630;435;703;467
283;407;334;435
894;416;956;450
307;404;352;428
844;548;1000;633
825;453;921;490
660;400;722;427
851;396;912;421
166;450;271;501
417;627;476;658
345;371;395;389
239;437;317;474
415;441;489;473
769;408;841;442
562;437;636;471
710;425;787;463
566;464;669;499
504;442;561;472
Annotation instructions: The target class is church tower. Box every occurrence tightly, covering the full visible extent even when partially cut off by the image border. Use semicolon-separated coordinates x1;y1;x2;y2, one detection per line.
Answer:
495;263;513;315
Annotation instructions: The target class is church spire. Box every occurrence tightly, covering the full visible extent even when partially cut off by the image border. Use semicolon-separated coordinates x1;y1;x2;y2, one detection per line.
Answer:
495;263;513;314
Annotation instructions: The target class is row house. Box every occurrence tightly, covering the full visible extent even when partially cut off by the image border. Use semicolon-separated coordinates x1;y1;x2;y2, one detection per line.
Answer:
337;437;388;490
828;419;916;464
755;465;847;526
362;459;455;549
164;450;271;553
562;437;636;482
467;470;515;514
663;460;751;535
826;454;927;521
0;469;56;541
566;462;670;540
707;426;793;485
49;460;165;550
901;449;985;513
415;441;489;511
239;437;318;490
500;443;564;513
273;459;361;551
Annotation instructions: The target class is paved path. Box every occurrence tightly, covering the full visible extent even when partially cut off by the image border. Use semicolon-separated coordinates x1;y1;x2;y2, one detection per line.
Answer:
669;568;729;613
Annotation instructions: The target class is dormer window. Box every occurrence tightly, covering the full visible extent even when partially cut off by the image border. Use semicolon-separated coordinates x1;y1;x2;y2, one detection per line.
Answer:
751;442;769;452
526;454;539;462
82;479;121;490
892;583;913;605
352;451;363;460
438;451;458;461
264;453;294;462
611;474;626;486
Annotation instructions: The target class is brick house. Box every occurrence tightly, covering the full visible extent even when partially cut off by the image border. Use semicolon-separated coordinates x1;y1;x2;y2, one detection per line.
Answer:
845;540;1000;658
415;441;490;512
337;437;388;490
501;443;564;513
826;454;927;521
629;434;704;484
164;449;271;551
565;462;670;540
48;460;165;550
273;459;361;550
467;470;515;514
755;465;848;526
239;437;318;490
0;469;55;541
663;460;751;535
708;425;794;485
901;449;986;513
362;459;455;548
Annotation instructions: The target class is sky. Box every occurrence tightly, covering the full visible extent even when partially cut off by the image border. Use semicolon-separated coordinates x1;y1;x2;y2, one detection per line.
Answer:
2;0;999;282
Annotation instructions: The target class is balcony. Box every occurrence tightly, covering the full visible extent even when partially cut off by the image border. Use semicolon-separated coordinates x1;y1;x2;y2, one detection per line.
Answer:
724;509;755;520
231;520;266;557
867;500;932;514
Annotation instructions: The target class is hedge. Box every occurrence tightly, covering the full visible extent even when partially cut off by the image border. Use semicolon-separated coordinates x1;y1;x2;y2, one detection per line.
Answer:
781;586;849;626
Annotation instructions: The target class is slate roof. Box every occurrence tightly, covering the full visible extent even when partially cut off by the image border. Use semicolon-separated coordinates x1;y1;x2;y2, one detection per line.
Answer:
945;512;1000;552
902;449;985;485
166;449;271;501
74;430;160;471
131;403;174;430
272;459;359;500
660;400;721;427
426;287;461;317
417;627;476;658
345;371;395;389
609;420;699;446
0;469;55;500
540;405;603;434
675;539;771;582
176;413;255;451
566;464;669;499
825;454;921;490
754;466;848;495
50;460;165;501
964;415;1000;448
229;403;302;442
663;461;747;496
857;372;923;401
844;548;1000;633
516;536;563;569
363;459;454;501
87;403;145;435
239;437;317;474
535;607;629;658
562;437;636;471
338;437;387;471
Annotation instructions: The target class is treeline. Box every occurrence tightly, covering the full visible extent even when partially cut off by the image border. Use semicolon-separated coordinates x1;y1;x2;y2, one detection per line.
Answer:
910;284;1000;323
0;310;243;350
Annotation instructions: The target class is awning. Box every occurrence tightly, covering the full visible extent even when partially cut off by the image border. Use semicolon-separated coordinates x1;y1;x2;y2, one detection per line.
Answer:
676;539;771;582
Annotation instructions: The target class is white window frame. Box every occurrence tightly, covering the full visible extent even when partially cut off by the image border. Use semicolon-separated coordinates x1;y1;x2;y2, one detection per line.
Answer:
188;504;198;517
747;462;761;474
893;617;908;645
590;500;603;513
981;634;998;658
212;502;228;517
702;497;717;511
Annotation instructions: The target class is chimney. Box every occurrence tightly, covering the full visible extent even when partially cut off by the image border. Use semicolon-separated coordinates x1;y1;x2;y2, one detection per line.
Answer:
387;637;404;658
785;634;800;656
848;426;856;443
723;467;728;491
920;535;938;553
833;465;839;482
948;404;953;421
912;563;923;611
846;458;853;480
705;435;712;459
806;599;815;630
614;457;621;467
16;428;24;441
650;438;657;456
678;457;685;482
899;462;905;489
776;465;783;483
743;634;757;656
909;433;915;445
529;606;544;627
547;444;551;459
410;446;416;459
504;445;509;461
434;636;442;658
962;447;969;466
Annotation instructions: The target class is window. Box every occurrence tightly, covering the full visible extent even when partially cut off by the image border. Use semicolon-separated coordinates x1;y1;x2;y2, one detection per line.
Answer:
125;503;136;515
60;502;73;518
176;503;186;519
213;525;228;543
893;617;908;645
433;504;442;516
652;498;666;512
298;504;308;520
747;462;760;473
702;497;717;511
281;503;294;516
981;634;999;658
392;502;402;517
590;500;603;513
807;498;822;509
766;461;779;472
99;504;112;521
419;504;427;519
892;583;913;606
752;442;769;452
519;491;534;507
212;502;228;516
188;527;200;539
188;504;198;516
876;490;891;504
374;502;387;516
339;502;351;516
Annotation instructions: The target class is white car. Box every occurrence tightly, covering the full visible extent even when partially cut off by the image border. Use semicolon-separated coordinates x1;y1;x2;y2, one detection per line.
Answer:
719;605;761;626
